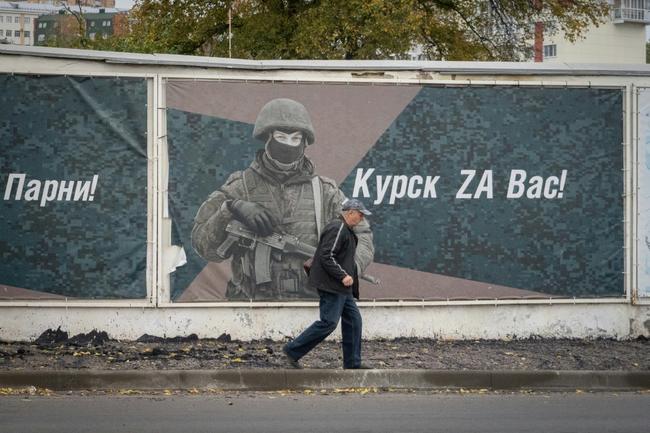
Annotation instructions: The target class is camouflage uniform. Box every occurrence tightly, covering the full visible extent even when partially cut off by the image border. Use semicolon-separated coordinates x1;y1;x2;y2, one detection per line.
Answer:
191;99;374;300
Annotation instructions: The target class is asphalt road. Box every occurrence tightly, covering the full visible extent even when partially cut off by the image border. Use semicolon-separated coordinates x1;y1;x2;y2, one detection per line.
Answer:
1;391;649;433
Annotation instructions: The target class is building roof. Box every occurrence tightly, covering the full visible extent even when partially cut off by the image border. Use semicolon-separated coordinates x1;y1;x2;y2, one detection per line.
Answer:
0;2;124;14
2;44;650;77
83;12;122;19
37;11;121;21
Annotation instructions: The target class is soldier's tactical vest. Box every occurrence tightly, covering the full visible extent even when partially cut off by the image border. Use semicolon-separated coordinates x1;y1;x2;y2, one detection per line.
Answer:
226;167;323;300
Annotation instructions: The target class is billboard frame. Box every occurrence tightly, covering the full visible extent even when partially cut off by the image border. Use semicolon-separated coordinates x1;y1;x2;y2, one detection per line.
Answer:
0;69;158;308
159;75;630;307
0;50;640;308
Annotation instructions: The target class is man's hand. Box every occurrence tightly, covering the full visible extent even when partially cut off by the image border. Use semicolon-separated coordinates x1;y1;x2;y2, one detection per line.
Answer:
228;200;278;236
342;275;354;287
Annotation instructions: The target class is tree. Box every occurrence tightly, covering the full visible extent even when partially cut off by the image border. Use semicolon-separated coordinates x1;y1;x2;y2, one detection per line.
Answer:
86;0;611;61
61;2;89;48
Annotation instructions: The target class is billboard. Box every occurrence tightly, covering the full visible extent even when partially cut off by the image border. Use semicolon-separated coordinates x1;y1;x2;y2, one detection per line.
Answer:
0;75;149;300
165;81;624;302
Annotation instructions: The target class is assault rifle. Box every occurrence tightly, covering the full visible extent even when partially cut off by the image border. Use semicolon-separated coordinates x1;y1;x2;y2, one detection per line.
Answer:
217;220;380;286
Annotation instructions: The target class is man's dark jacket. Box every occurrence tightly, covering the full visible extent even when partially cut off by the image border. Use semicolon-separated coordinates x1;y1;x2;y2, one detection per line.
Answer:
308;216;359;298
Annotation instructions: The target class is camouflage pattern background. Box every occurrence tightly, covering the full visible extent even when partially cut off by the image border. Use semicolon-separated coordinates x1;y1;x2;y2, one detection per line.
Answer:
0;75;148;299
166;81;623;301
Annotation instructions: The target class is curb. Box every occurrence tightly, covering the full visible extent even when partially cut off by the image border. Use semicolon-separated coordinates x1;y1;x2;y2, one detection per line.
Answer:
1;370;649;392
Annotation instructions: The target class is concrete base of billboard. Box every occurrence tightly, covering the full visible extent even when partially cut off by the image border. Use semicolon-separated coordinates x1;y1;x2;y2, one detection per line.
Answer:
0;303;648;341
0;369;648;392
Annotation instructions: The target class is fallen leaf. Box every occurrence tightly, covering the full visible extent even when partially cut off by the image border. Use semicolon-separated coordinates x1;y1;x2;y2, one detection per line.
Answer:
119;389;142;395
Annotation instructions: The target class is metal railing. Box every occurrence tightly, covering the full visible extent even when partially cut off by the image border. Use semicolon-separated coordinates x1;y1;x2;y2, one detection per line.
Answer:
612;0;650;23
613;7;650;22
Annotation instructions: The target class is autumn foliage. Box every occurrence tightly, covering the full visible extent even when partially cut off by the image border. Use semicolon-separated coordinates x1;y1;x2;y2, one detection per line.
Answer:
87;0;610;61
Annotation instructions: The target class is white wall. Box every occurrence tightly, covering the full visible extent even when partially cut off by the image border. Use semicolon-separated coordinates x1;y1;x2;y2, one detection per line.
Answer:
544;21;647;64
1;303;649;341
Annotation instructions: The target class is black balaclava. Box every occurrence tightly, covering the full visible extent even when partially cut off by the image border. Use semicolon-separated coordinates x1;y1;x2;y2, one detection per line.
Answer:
264;130;306;170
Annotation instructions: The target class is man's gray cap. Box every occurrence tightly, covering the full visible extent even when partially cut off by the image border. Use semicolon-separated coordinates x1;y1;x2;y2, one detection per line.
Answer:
252;98;315;145
342;198;372;216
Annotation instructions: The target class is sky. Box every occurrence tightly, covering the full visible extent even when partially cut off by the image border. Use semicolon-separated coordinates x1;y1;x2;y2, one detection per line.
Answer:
115;0;135;9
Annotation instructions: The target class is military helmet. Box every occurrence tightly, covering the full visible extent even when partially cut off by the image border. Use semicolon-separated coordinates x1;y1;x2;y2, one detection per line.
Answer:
252;98;315;145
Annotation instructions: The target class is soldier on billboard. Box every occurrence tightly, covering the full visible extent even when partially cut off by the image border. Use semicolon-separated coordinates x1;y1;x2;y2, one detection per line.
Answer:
191;98;374;300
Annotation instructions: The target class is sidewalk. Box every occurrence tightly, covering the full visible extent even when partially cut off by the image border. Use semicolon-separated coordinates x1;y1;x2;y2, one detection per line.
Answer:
1;329;648;392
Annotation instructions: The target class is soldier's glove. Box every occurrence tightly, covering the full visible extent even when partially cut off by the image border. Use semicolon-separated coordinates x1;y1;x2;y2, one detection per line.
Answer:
228;199;278;236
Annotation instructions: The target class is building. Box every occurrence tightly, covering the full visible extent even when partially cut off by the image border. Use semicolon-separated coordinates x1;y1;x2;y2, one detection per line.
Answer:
536;0;650;64
0;2;41;46
0;1;123;46
28;0;116;7
34;9;127;45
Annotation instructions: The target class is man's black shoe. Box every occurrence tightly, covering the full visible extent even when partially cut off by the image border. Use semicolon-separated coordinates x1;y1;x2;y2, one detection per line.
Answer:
344;363;373;370
282;346;302;369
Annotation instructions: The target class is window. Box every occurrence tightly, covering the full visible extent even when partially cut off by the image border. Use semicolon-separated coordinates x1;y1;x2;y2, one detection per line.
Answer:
89;32;95;40
0;17;4;23
14;30;20;37
543;44;557;58
24;17;30;24
5;30;10;37
90;21;95;27
37;34;44;42
24;31;30;37
14;17;19;24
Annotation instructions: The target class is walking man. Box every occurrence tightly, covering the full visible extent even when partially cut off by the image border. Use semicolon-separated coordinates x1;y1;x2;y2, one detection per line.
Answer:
283;199;373;369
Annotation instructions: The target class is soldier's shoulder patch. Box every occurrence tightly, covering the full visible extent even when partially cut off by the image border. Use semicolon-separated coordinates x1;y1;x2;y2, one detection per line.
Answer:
317;175;338;188
220;171;246;198
224;170;243;186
